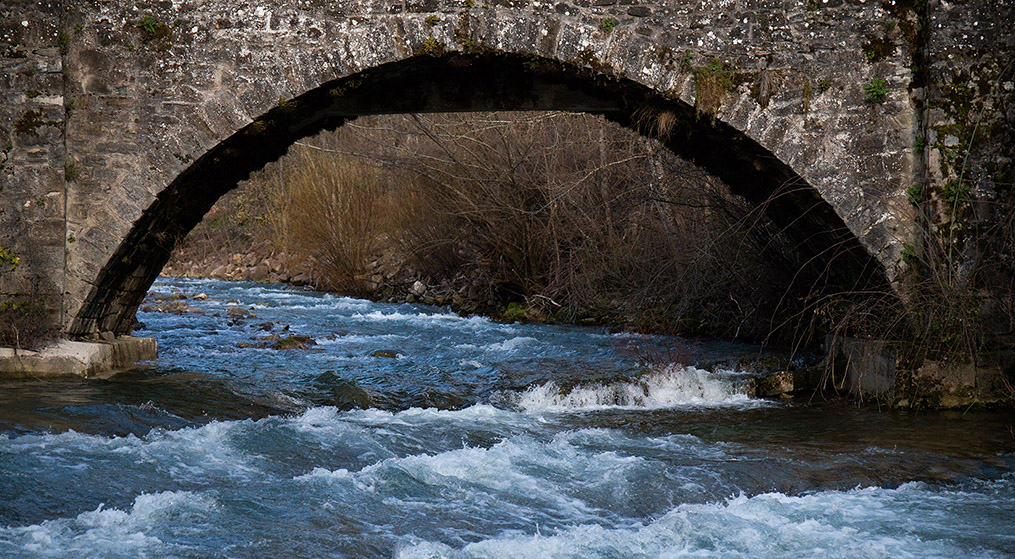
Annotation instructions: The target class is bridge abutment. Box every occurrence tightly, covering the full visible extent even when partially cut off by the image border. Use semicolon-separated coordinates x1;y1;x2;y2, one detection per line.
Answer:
1;2;68;342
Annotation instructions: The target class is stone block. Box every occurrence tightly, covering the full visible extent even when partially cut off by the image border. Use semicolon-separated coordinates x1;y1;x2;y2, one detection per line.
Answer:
0;336;157;379
827;335;897;397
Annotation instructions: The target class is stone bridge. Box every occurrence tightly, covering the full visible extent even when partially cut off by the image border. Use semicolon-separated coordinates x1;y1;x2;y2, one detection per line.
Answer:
1;0;1011;339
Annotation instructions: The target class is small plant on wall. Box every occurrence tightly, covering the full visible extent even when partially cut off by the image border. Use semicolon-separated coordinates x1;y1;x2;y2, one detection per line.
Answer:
694;59;736;119
136;15;172;49
0;245;39;348
863;77;889;103
0;246;20;275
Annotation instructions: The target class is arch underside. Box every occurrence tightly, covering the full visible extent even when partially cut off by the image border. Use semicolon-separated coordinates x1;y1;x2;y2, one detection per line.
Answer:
69;53;890;336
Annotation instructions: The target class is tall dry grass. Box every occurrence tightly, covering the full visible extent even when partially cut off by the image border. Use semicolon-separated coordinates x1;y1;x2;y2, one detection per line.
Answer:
272;148;393;296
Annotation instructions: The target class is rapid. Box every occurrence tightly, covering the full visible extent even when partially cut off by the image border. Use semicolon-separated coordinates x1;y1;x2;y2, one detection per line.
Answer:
1;278;1012;558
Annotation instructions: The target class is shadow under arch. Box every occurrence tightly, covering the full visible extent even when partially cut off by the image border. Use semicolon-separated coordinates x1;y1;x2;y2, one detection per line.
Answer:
69;52;890;336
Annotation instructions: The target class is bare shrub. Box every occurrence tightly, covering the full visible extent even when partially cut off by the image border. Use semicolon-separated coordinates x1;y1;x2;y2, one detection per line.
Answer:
175;111;819;343
0;247;58;349
323;112;804;338
280;148;390;296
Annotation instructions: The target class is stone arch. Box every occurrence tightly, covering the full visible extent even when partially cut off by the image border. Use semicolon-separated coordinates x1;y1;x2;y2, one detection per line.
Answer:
68;52;888;336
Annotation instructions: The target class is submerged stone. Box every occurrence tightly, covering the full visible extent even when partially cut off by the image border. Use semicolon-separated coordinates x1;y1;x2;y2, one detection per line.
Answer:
271;336;316;350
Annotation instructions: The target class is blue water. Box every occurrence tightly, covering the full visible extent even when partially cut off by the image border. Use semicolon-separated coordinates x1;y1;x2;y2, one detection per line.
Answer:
1;278;1013;558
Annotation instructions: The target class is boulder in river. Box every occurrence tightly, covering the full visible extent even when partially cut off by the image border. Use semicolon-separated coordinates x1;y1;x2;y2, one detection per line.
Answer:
249;264;270;282
755;371;794;397
227;307;256;320
271;336;316;350
148;300;205;315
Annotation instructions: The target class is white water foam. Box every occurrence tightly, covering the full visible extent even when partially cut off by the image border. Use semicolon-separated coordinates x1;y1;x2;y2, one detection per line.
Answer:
295;429;663;524
481;337;539;352
314;333;406;345
512;364;755;412
354;310;465;322
1;418;260;487
341;403;535;429
0;491;215;558
394;479;1015;559
351;310;506;331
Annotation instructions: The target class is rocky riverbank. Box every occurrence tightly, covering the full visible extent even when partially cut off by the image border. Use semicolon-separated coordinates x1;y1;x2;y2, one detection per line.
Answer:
161;239;513;320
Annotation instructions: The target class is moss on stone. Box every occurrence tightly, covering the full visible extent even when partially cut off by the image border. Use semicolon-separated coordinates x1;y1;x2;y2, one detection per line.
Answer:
137;15;172;50
329;79;362;97
13;110;47;136
862;34;894;64
416;37;445;56
653;45;673;66
693;59;735;119
570;49;614;74
803;79;812;113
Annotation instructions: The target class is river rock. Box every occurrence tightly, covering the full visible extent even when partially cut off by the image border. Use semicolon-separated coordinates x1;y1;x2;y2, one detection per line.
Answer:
227;307;255;320
153;300;205;314
271;336;316;350
756;371;794;397
411;280;426;297
312;372;374;411
250;264;269;281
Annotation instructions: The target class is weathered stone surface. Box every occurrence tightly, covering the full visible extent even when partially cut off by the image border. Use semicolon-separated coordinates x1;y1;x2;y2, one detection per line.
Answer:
823;334;1013;406
0;336;157;379
0;2;66;328
756;370;794;398
827;335;898;397
1;0;1010;344
895;359;1011;409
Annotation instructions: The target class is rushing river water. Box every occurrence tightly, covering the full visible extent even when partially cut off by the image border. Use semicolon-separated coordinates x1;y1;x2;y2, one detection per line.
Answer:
1;277;1013;558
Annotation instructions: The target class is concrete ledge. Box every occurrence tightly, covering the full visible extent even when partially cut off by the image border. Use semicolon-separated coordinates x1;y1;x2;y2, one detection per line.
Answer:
0;336;157;379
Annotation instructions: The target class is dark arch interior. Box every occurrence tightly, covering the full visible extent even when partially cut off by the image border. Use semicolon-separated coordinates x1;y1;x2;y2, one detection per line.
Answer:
69;52;890;337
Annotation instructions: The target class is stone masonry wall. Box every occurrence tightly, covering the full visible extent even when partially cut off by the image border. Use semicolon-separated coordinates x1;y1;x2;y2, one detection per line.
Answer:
0;1;67;327
7;0;1008;337
55;0;915;334
921;0;1014;281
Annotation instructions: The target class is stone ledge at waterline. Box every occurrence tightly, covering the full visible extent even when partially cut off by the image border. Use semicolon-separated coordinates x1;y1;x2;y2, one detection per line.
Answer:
0;336;157;379
827;335;1014;408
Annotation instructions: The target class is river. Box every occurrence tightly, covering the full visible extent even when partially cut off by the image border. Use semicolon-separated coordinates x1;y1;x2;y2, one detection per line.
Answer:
1;277;1013;558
